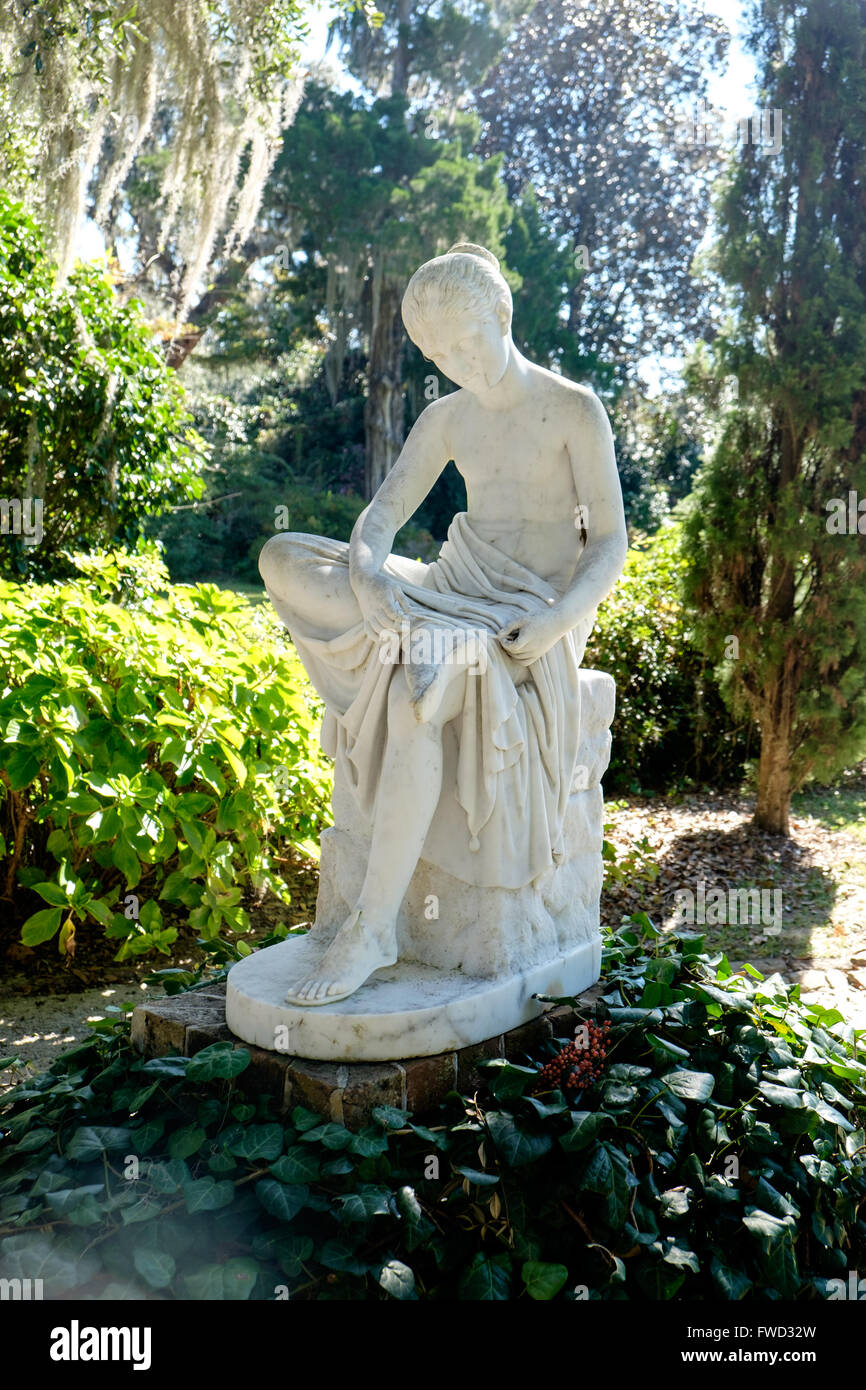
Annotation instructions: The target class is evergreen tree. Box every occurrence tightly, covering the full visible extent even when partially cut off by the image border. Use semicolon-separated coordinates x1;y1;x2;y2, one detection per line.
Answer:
684;0;866;834
267;82;511;494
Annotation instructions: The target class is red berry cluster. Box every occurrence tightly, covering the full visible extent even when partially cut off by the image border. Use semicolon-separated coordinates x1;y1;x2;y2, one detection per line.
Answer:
536;1019;611;1094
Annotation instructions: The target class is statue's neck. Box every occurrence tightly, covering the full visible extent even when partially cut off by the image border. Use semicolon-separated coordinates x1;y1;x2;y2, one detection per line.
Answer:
472;341;531;410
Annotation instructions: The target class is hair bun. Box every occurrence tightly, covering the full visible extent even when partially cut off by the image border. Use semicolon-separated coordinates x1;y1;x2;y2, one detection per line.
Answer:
446;242;500;271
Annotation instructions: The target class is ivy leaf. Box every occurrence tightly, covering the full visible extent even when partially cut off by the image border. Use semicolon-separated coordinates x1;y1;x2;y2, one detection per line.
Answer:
485;1111;552;1166
559;1110;609;1152
710;1256;753;1300
377;1259;417;1300
453;1166;500;1187
66;1125;134;1160
183;1177;235;1213
371;1106;410;1130
168;1124;206;1160
227;1123;284;1161
480;1059;539;1100
521;1261;569;1300
186;1043;250;1081
133;1248;176;1290
337;1187;393;1223
458;1252;512;1301
662;1070;715;1102
256;1178;308;1223
270;1147;321;1183
758;1081;805;1109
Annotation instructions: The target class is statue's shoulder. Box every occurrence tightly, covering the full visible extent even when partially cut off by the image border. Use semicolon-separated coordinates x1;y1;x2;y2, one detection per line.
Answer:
531;365;608;422
410;390;460;442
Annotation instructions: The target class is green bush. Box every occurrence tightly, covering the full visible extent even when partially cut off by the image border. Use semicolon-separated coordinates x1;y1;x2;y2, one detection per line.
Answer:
586;520;752;792
0;919;862;1300
0;193;205;579
0;549;333;958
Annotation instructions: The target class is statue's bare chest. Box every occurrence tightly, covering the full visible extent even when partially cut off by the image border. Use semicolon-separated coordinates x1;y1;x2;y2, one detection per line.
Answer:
449;405;578;519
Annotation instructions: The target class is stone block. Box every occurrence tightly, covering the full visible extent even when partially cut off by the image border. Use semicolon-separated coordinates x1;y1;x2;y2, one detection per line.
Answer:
340;1063;406;1128
404;1052;459;1113
456;1033;504;1091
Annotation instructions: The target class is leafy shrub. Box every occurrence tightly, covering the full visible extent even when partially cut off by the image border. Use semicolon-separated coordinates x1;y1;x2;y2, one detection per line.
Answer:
1;920;862;1300
586;520;753;792
0;551;333;958
0;192;204;579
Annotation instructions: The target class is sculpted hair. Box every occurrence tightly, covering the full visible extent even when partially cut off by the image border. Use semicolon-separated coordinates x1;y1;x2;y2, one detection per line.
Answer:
401;243;513;354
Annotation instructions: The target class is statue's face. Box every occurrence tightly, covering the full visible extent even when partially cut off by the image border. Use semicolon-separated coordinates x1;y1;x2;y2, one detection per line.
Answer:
425;309;509;392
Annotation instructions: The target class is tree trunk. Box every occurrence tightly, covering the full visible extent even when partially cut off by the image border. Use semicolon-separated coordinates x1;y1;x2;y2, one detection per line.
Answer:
754;718;792;835
392;0;412;96
753;415;800;836
364;268;405;498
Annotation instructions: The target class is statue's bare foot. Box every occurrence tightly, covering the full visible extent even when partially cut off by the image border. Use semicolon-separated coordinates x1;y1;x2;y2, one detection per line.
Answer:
286;907;398;1006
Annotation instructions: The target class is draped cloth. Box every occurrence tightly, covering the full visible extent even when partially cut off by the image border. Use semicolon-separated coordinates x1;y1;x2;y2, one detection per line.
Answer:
267;512;594;891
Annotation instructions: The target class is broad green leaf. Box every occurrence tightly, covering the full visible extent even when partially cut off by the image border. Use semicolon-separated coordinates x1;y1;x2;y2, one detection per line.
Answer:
270;1147;321;1184
133;1248;176;1290
168;1124;206;1160
377;1259;416;1300
458;1252;512;1301
486;1111;552;1166
226;1123;283;1162
186;1043;250;1081
256;1178;308;1223
183;1177;235;1213
66;1125;134;1160
559;1110;609;1152
522;1261;569;1300
662;1070;715;1102
21;907;63;945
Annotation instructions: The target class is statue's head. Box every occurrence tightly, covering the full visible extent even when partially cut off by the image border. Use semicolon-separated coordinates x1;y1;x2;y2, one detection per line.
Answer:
402;243;513;392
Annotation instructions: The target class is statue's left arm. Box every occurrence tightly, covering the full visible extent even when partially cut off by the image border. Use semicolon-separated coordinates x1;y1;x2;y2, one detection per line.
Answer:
553;386;628;632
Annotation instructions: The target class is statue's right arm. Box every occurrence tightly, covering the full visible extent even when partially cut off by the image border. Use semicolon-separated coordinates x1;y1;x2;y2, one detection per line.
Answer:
349;398;452;586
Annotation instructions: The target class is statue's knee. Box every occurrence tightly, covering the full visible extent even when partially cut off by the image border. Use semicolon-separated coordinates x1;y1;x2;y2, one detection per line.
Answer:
258;531;308;588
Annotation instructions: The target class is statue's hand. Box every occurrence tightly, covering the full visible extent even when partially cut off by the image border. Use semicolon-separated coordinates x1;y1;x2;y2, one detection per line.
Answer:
496;610;563;665
352;568;411;637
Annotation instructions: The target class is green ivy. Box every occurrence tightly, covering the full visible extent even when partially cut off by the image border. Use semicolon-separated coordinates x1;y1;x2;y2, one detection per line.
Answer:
1;921;863;1300
0;551;332;957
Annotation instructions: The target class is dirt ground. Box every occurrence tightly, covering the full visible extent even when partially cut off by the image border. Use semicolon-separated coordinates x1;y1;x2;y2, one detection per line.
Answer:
2;775;865;1084
600;770;866;1028
0;849;320;1079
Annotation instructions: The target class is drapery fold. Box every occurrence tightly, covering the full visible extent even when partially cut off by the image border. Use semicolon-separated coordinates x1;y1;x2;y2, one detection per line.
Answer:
266;512;592;890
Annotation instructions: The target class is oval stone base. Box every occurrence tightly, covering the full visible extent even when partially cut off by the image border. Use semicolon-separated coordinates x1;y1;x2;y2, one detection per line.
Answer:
225;934;602;1062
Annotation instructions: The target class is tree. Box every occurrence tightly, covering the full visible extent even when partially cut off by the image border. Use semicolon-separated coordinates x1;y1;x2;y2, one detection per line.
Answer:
0;193;204;578
330;0;533;105
475;0;729;384
268;83;511;494
0;0;317;321
323;0;532;489
684;0;866;835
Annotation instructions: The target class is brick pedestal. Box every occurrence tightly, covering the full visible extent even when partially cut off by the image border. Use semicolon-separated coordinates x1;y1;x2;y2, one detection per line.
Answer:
131;982;601;1129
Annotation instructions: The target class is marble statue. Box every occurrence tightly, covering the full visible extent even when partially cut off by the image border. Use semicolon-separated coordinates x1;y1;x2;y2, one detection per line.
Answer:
226;243;627;1061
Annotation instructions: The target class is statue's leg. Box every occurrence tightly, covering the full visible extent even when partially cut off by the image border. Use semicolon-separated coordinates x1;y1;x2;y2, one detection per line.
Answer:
258;531;363;638
287;661;469;1004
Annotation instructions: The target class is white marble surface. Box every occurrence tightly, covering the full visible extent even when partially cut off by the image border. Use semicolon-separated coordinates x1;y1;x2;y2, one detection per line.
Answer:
226;932;602;1062
254;243;627;1016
